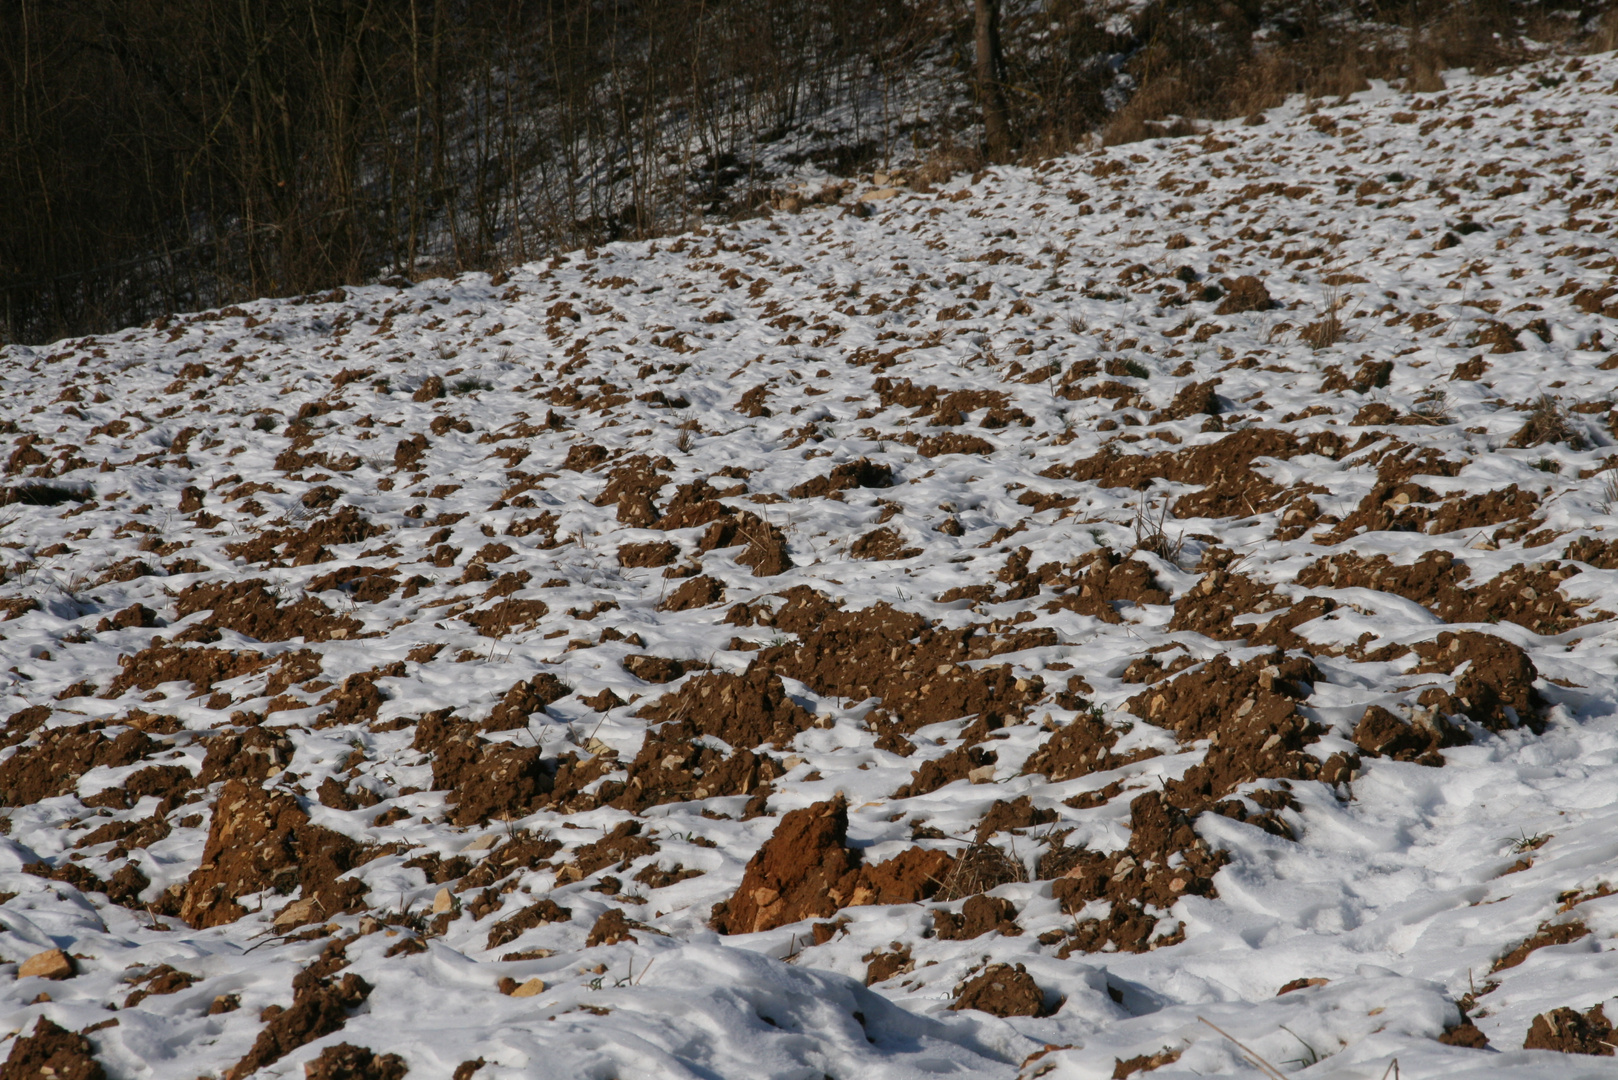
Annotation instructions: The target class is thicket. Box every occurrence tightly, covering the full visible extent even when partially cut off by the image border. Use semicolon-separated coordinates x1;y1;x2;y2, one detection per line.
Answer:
1;0;1611;345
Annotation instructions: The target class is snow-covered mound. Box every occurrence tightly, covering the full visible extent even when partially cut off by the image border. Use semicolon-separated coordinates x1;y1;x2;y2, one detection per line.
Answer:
2;54;1618;1080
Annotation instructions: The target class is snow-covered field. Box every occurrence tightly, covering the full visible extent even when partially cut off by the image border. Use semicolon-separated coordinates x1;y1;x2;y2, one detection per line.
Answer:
2;52;1618;1080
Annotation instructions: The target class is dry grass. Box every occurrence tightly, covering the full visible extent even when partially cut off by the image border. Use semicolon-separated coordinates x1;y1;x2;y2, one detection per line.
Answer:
1131;500;1185;563
1301;287;1354;350
1509;394;1584;450
936;841;1028;902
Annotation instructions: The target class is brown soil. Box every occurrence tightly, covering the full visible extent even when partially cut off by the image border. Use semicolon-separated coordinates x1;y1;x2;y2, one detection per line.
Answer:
619;540;679;567
636;668;815;750
1298;553;1588;636
863;944;913;985
1493;920;1589;971
709;797;954;934
1412;631;1543;732
696;509;792;576
175;579;362;642
482;674;572;731
1319;483;1540;543
1352;705;1467;765
1523;1005;1614;1055
486;898;571;949
179;779;372;928
1564;536;1618;569
0;722;157;805
106;643;268;699
302;1044;409;1080
850;527;922;561
1214;275;1273;314
307;566;400;603
1438;1020;1490;1048
871;378;1008;420
622;655;690;683
227;968;373;1079
463;598;550;638
788;458;893;499
932;895;1021;940
753;593;1045;731
950;963;1052;1017
1113;1048;1184;1077
586;907;638;946
1043;428;1347;520
1;1017;106;1080
1022;712;1158;783
659;575;726;611
1051;791;1227;918
197;727;295;786
25;859;152;909
413;712;553;825
224;507;386;567
611;718;784;812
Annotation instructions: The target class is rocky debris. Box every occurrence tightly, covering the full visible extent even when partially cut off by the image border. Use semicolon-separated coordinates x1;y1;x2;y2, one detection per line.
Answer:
710;797;953;934
1522;1004;1614;1055
1412;632;1543;732
950;963;1052;1017
178;779;371;928
18;947;76;979
0;1017;106;1080
658;575;726;611
413;712;553;825
1318;483;1541;545
302;1044;409;1080
611;717;783;812
1022;713;1155;783
586;907;639;946
25;859;152;910
105;643;268;700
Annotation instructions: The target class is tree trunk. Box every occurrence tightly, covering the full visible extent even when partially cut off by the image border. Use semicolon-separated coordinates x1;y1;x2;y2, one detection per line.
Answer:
974;0;1011;162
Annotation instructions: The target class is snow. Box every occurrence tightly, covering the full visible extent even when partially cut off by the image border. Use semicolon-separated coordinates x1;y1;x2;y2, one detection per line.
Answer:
0;49;1617;1079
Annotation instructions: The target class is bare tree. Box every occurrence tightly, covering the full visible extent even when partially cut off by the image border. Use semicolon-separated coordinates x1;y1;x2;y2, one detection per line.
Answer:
974;0;1011;161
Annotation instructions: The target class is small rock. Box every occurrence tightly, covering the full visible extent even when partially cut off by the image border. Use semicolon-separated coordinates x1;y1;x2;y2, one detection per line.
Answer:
273;897;319;929
19;948;75;980
510;977;546;997
859;188;901;203
433;887;454;914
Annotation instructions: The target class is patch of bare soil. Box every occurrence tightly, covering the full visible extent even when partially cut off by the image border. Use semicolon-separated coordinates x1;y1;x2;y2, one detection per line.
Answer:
611;719;783;812
178;779;373;928
1;1017;106;1080
105;643;268;699
1352;705;1466;765
933;895;1021;940
1047;792;1227;954
225;507;386;567
486;899;572;949
753;592;1045;730
413;712;553;825
1022;712;1160;782
175;580;362;643
227;959;373;1079
482;674;571;731
1493;920;1590;972
850;527;922;561
1411;631;1544;732
1319;483;1540;543
788;457;893;499
0;722;157;805
1522;1004;1614;1055
1042;428;1348;519
636;668;815;749
302;1044;409;1080
950;963;1053;1017
1039;548;1170;622
710;797;953;934
659;575;726;611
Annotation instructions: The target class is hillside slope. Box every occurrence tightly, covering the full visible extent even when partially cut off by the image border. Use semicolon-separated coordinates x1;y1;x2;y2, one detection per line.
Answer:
1;54;1618;1080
